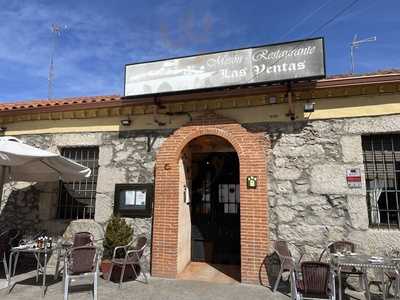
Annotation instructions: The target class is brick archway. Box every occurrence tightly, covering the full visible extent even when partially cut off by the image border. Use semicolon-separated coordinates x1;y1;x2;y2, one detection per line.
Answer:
151;113;269;284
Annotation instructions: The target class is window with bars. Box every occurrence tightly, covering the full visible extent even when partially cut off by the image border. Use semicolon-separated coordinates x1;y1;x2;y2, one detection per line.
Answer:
57;147;99;220
362;134;400;228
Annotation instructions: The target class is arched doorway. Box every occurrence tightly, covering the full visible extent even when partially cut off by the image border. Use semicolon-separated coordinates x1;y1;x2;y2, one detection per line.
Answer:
152;114;269;284
183;136;241;281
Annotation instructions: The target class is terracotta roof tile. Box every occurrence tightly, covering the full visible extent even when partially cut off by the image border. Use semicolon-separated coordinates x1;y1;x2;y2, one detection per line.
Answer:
325;69;400;79
0;95;121;112
0;70;399;113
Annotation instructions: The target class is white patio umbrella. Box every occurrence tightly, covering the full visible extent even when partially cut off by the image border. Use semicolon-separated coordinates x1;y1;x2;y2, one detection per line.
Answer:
0;137;91;194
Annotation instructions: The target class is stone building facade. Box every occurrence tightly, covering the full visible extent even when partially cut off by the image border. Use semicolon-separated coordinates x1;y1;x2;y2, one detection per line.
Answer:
1;72;400;284
264;114;400;257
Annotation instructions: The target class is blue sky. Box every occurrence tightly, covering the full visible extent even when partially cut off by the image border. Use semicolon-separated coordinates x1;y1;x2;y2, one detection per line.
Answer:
0;0;399;102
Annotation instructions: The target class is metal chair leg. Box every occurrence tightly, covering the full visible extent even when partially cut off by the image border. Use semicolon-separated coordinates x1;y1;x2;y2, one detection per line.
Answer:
139;261;148;284
93;273;98;300
3;253;9;281
62;265;66;292
273;264;284;292
54;250;61;280
141;266;148;284
119;264;126;288
330;270;336;300
290;270;299;300
36;259;40;283
63;275;69;300
108;263;114;281
12;252;19;276
130;263;141;283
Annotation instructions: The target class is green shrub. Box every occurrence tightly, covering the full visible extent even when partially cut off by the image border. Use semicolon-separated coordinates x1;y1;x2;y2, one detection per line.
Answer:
103;215;133;259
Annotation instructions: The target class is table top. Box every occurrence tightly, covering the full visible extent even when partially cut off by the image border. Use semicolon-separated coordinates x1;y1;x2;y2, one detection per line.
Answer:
11;242;71;254
331;253;400;270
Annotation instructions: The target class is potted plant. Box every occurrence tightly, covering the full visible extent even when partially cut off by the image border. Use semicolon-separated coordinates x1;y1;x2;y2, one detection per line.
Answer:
101;215;133;280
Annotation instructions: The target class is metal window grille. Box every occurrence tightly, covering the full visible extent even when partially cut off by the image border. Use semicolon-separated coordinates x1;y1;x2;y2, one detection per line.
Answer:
362;134;400;229
218;184;240;214
57;147;99;220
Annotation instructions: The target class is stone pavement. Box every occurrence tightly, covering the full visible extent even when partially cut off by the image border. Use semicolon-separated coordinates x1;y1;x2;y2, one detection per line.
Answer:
1;269;392;300
1;270;290;300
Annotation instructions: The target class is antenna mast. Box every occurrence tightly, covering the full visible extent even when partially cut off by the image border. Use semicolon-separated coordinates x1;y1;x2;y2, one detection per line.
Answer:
350;34;376;74
48;24;67;100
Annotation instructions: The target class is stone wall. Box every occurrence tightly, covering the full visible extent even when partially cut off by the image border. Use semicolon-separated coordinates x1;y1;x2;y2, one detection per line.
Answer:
0;131;167;274
247;114;400;259
2;113;400;278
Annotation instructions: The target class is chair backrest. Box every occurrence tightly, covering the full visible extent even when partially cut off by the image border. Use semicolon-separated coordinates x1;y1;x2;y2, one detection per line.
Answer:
0;229;9;239
68;246;97;275
1;228;21;259
73;232;93;247
273;240;291;257
329;240;355;254
301;261;330;298
133;236;147;259
0;237;10;257
273;240;294;270
319;240;356;262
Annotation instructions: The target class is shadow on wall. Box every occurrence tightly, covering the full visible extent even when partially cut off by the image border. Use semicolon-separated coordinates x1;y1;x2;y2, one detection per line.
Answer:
0;184;42;233
0;182;104;241
244;120;309;149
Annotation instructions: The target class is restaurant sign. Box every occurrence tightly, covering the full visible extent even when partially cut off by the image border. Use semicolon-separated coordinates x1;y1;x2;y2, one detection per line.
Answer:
124;38;325;98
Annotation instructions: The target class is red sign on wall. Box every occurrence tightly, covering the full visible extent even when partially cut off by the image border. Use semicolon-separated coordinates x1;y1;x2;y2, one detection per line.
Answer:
346;168;362;188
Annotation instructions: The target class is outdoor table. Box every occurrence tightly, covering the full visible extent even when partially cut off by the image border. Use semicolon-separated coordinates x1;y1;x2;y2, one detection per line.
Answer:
331;253;400;300
7;243;58;297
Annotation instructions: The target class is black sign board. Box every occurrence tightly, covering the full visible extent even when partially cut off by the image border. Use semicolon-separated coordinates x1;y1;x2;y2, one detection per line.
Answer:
114;183;153;218
124;37;325;98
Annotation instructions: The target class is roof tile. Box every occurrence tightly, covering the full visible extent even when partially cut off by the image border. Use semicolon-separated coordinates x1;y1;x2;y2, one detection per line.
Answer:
0;70;399;113
0;95;120;112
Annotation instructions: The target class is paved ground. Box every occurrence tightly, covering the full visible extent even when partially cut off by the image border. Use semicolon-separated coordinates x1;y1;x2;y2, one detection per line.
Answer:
1;269;395;300
0;270;290;300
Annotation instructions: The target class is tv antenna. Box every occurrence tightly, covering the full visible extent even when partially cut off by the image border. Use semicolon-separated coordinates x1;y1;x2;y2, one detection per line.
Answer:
350;34;376;74
48;24;68;100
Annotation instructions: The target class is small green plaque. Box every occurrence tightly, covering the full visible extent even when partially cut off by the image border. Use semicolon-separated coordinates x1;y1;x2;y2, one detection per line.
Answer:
247;176;257;189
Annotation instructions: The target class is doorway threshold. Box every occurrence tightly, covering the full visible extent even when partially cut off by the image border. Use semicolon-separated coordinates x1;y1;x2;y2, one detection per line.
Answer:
177;262;240;284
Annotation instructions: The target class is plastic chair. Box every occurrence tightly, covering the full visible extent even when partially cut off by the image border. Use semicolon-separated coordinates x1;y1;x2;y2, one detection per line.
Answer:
108;235;148;287
63;246;100;300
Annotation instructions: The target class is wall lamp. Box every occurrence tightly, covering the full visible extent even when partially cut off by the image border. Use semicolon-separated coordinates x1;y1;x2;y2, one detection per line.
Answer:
120;118;132;126
304;102;315;113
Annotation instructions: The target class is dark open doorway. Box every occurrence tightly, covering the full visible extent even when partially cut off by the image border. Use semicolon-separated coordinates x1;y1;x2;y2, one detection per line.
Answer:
188;136;240;269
